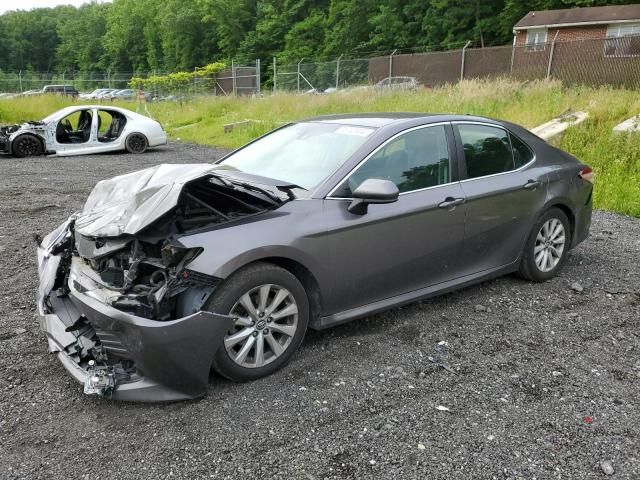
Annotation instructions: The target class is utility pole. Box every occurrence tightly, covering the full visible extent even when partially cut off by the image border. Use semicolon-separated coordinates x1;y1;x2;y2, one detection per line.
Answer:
460;41;471;81
546;31;560;79
273;57;277;93
388;49;397;84
256;58;261;96
336;54;343;89
232;59;236;96
297;58;305;93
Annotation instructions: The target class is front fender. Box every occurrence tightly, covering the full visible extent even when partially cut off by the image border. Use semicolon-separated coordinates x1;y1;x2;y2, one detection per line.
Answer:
186;243;327;288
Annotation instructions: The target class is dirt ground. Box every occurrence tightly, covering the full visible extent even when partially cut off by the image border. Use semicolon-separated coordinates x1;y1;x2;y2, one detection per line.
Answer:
0;143;638;479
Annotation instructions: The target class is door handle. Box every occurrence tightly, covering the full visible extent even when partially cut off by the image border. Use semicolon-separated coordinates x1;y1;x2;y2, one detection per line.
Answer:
523;180;541;190
438;197;465;209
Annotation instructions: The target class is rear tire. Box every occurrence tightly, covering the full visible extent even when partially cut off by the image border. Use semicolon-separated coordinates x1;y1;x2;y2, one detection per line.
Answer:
518;207;571;282
125;133;148;154
205;262;309;382
12;134;43;158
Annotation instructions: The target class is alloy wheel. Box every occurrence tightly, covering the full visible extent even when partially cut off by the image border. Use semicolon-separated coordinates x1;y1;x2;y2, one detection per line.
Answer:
17;137;40;156
127;134;147;153
224;284;299;368
534;218;566;272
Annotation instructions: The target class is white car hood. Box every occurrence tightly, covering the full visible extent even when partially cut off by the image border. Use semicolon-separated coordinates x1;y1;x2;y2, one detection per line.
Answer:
75;164;216;238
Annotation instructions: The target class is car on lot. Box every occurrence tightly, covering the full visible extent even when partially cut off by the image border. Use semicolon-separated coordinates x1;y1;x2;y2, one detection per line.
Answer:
37;113;593;401
79;88;116;100
107;89;137;101
0;105;167;157
374;76;420;90
42;84;79;97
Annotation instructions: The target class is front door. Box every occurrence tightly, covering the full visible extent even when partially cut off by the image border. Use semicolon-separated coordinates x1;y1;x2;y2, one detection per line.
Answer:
51;108;98;154
323;123;467;315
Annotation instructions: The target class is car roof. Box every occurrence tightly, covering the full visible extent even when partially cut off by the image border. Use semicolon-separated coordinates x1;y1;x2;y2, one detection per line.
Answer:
42;105;151;122
301;113;503;128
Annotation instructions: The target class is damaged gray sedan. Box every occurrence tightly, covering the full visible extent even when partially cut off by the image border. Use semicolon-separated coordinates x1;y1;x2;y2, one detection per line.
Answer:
37;114;593;401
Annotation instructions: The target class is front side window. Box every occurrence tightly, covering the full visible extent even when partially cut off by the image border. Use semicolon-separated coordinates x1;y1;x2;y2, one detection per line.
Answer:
344;125;450;195
526;28;547;52
220;122;375;190
458;124;514;179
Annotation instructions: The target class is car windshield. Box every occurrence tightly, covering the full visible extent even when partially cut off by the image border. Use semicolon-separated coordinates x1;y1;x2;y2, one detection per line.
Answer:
42;109;77;122
219;122;375;190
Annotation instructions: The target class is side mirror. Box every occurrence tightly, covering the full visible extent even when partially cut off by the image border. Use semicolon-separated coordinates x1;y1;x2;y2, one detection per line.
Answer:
348;178;399;215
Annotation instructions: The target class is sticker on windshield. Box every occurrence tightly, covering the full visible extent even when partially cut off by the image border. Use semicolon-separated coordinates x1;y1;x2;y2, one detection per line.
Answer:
335;126;374;137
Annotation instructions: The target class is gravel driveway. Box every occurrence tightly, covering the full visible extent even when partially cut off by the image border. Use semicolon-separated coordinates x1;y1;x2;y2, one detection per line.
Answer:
0;143;638;479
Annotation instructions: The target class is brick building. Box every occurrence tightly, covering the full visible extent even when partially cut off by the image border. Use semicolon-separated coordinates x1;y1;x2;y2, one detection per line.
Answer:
513;4;640;56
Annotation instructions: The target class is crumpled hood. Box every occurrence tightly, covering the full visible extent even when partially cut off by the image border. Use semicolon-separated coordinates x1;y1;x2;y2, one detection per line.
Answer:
75;164;216;238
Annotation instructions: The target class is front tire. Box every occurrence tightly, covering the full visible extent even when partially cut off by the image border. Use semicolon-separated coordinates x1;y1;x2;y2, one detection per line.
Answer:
12;134;43;158
518;207;571;282
125;133;148;154
205;262;309;382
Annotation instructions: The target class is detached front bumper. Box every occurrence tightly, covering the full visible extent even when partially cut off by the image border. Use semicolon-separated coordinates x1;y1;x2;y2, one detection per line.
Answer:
37;223;234;402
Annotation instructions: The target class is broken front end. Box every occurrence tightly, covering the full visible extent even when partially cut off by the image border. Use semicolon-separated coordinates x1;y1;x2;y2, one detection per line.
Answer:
0;124;20;153
36;170;281;401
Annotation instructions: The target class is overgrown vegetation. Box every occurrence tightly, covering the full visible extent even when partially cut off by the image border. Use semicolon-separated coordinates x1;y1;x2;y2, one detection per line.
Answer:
0;79;638;216
128;62;227;92
2;0;639;74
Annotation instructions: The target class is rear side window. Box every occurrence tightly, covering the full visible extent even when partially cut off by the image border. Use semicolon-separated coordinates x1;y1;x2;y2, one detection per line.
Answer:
458;124;513;179
510;133;534;168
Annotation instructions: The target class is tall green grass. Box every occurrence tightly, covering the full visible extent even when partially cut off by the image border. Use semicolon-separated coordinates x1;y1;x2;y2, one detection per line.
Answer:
1;79;638;216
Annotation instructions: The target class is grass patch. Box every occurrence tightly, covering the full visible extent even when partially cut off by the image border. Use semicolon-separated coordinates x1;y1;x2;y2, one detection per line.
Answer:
1;79;639;216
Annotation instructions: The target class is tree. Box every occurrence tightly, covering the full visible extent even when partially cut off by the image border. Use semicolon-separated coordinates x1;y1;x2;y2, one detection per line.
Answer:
56;2;110;73
323;0;380;56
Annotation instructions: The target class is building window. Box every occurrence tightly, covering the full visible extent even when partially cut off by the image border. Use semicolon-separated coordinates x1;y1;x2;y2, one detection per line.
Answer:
605;23;640;57
525;28;547;52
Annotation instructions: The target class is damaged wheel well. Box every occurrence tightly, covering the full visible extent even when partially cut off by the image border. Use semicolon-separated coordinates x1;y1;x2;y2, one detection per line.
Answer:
244;257;322;327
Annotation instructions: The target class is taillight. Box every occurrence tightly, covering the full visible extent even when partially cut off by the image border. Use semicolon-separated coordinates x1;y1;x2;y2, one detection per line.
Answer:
579;166;594;184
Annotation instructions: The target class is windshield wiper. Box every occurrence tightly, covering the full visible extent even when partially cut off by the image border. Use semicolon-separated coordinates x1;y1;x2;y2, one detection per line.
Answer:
233;182;282;205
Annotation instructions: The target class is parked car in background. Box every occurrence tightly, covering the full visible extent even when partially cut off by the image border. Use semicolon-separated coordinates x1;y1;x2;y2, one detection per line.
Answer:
108;89;137;101
80;88;116;100
0;105;166;158
374;76;420;91
41;84;79;97
36;113;593;402
21;89;42;96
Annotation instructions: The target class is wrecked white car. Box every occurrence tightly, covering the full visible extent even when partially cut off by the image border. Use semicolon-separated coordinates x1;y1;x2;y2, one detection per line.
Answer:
0;105;167;158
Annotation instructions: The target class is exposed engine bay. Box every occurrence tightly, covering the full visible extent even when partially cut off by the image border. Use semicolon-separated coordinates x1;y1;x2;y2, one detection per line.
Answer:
0;121;45;153
63;175;282;321
37;170;288;398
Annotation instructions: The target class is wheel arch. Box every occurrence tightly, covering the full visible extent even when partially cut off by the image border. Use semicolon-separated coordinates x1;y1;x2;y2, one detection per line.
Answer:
126;131;149;142
10;132;46;155
228;256;323;329
542;200;576;246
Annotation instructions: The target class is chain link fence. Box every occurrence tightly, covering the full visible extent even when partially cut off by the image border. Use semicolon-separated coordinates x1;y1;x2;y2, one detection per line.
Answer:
273;58;369;93
1;36;639;98
0;61;261;98
367;35;640;88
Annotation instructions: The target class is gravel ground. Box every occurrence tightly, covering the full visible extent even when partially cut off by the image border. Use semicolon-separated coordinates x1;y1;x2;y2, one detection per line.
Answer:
0;143;638;480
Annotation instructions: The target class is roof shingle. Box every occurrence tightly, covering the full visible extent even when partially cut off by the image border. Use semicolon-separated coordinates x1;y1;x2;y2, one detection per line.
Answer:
514;4;640;30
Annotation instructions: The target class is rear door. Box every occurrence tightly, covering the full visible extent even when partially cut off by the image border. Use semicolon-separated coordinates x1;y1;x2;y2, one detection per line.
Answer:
453;122;549;274
322;123;468;314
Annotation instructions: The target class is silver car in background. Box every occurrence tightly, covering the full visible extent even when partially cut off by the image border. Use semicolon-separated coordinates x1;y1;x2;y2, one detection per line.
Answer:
36;113;593;401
